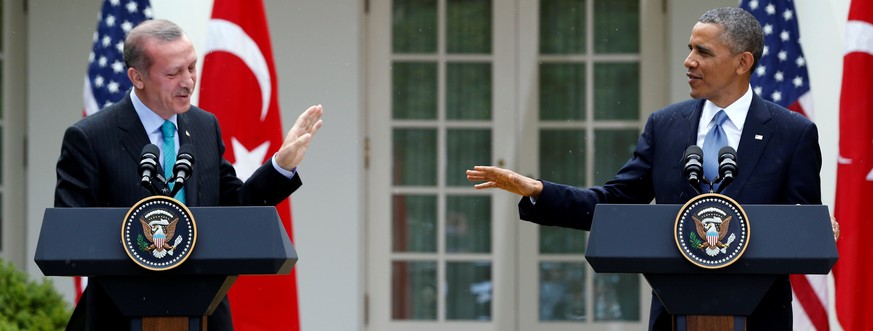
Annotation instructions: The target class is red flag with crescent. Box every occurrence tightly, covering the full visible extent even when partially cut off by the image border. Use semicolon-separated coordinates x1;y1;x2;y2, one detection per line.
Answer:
198;0;300;330
835;1;873;330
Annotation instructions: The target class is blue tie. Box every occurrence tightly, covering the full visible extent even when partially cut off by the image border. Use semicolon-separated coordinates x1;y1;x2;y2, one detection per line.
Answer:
161;120;185;203
702;110;729;191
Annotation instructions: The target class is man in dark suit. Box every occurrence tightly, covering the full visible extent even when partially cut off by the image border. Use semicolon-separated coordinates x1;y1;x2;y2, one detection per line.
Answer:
467;7;834;331
55;19;323;330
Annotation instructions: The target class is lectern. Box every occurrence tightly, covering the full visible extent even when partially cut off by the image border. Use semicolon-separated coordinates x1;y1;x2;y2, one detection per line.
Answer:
586;204;837;330
34;206;297;331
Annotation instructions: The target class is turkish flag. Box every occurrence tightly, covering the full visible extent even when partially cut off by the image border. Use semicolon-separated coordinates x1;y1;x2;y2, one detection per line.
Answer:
198;0;300;330
834;1;873;330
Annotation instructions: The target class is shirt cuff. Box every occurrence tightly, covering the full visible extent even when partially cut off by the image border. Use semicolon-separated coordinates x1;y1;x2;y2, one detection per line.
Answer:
271;154;297;179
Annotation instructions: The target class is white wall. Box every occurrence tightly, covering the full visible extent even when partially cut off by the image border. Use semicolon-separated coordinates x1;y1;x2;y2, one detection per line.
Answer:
26;1;364;331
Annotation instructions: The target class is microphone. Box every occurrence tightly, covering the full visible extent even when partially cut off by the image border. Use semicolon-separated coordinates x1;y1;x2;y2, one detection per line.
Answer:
168;144;195;198
683;145;704;191
716;146;738;192
139;144;160;195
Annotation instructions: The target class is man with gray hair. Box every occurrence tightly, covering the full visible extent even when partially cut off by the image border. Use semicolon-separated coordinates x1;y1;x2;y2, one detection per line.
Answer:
56;19;323;330
467;7;826;330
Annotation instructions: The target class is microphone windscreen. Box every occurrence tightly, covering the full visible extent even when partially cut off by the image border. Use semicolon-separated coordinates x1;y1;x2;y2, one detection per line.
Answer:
718;146;737;160
685;145;703;159
178;144;195;159
141;144;160;158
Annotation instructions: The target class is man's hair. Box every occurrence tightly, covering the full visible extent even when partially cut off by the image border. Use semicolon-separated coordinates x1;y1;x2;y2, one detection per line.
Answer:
123;19;185;75
698;7;764;69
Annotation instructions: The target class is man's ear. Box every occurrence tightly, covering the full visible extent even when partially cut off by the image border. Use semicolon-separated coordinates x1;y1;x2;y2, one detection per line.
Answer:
736;51;755;75
128;67;144;90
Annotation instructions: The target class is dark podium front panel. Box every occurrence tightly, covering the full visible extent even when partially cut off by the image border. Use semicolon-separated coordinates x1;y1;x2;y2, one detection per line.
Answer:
586;204;837;316
34;206;297;322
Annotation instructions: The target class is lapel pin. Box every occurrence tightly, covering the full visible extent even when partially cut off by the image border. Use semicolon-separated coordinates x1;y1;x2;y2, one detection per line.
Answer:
755;134;763;140
186;130;191;137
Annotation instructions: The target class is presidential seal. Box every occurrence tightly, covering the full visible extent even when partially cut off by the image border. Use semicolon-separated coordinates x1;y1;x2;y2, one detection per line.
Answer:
121;196;197;271
674;193;749;269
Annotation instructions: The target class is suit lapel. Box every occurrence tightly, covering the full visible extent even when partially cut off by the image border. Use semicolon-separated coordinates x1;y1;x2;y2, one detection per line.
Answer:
116;94;152;166
177;111;199;206
722;94;773;196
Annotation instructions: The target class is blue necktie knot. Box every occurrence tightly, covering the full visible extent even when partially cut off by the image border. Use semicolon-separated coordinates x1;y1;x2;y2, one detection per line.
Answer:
713;110;728;127
161;120;175;139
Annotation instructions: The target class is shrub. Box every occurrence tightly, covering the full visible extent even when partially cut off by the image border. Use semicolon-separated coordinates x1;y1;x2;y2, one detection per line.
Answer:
0;260;71;330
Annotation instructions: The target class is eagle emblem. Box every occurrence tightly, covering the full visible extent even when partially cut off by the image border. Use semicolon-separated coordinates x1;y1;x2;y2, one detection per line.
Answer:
139;209;184;258
122;196;196;271
674;193;749;269
692;212;735;256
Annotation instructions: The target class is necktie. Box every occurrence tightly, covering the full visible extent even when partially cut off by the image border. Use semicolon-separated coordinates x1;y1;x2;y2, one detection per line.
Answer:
702;110;729;191
161;120;185;203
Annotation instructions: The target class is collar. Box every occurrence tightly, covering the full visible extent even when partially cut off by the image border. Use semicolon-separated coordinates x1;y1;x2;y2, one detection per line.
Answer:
130;89;178;135
701;85;753;132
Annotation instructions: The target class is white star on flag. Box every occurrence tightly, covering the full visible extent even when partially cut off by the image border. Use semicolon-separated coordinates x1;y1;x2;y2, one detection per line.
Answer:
231;137;270;182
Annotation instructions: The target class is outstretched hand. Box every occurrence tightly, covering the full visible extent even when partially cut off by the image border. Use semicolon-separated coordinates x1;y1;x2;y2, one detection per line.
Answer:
466;166;544;198
275;104;324;171
832;216;840;242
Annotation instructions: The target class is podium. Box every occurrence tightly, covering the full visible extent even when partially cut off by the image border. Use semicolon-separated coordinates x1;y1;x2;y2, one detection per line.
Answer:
34;206;297;331
585;204;837;330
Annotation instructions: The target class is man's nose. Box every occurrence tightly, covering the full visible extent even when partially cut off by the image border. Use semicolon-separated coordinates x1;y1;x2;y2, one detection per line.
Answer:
684;54;697;69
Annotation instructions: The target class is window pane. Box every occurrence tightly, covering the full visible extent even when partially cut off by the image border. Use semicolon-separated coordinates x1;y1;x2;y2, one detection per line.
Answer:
539;129;585;186
446;261;492;320
593;0;639;53
446;129;491;186
594;129;638;184
540;262;586;321
446;195;491;253
393;62;437;119
539;226;585;254
540;0;585;54
393;0;437;53
393;194;437;252
540;63;585;120
594;62;639;120
392;261;438;320
393;129;437;186
447;0;492;54
593;273;640;321
447;63;492;120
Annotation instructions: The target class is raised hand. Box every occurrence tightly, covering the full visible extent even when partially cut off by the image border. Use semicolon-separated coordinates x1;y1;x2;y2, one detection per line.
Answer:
275;104;324;171
466;165;543;198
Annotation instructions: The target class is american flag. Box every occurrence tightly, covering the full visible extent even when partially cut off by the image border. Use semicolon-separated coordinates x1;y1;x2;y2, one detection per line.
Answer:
76;0;153;302
740;1;827;330
741;0;814;118
83;0;153;116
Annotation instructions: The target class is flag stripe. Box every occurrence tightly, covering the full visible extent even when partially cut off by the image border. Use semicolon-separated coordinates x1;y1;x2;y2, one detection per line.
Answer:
790;274;829;331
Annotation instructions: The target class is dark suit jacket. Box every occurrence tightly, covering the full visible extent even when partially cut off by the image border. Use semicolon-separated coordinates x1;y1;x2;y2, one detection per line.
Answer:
519;94;821;331
56;94;302;330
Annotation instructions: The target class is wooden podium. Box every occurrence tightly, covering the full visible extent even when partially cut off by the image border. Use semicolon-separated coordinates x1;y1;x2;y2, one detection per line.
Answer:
34;206;297;330
586;204;837;330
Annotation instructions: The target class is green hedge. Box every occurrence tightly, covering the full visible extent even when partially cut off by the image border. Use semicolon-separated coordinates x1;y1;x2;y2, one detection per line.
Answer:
0;260;71;330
